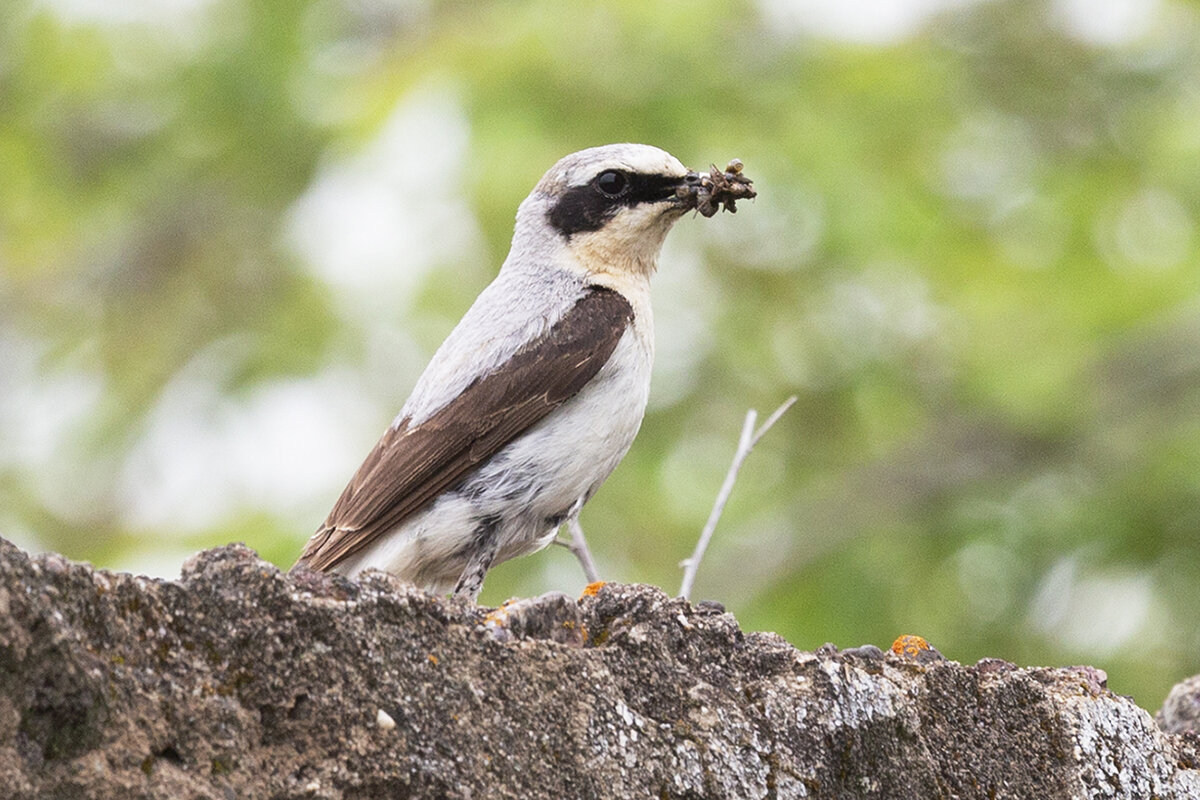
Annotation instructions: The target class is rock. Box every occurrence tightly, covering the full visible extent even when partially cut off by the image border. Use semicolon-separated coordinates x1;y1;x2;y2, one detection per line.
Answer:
0;538;1198;799
1159;674;1200;735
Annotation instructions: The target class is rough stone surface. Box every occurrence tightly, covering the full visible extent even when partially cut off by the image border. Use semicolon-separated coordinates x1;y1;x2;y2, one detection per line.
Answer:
1;538;1198;799
1159;674;1200;736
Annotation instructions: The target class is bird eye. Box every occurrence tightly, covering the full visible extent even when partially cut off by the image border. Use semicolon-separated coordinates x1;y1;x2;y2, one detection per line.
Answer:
595;170;628;197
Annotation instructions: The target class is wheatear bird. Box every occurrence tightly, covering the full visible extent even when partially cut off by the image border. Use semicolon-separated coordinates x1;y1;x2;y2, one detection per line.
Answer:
296;143;754;600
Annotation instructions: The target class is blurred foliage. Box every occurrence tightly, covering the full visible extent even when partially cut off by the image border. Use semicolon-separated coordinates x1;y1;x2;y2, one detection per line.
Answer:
2;0;1199;708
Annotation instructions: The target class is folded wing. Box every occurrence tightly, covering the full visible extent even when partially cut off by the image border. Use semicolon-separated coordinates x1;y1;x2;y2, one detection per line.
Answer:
296;286;634;572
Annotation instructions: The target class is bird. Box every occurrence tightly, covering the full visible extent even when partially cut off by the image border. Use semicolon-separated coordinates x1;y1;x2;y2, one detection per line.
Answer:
295;143;753;600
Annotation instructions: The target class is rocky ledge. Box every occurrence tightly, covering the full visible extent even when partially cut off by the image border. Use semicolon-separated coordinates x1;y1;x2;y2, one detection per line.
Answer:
0;539;1197;799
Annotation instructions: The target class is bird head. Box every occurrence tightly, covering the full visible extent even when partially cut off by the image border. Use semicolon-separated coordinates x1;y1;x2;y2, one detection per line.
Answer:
512;144;700;283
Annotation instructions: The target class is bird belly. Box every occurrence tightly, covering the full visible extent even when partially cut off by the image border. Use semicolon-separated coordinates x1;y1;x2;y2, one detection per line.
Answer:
459;326;652;567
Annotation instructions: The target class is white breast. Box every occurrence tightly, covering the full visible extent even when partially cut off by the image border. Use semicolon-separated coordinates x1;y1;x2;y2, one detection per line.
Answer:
501;317;653;514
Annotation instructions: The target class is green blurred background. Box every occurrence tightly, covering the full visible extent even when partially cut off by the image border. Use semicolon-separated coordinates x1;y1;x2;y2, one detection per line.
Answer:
2;0;1199;708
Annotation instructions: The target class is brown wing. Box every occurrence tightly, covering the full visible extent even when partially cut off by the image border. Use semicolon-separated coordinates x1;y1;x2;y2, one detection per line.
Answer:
296;286;634;572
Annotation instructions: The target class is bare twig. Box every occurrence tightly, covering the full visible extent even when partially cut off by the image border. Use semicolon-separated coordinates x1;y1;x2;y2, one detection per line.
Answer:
553;499;602;584
678;396;797;601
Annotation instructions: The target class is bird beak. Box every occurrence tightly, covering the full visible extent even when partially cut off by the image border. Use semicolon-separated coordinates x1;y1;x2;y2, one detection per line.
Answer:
672;170;705;211
672;171;706;207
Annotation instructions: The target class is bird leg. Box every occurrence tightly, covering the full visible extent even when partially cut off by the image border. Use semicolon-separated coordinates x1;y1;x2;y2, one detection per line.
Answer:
453;518;501;601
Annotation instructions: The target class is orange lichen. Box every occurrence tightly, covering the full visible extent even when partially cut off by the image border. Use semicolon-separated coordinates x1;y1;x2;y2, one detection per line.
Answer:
482;598;520;626
428;654;438;666
580;581;607;598
891;635;931;658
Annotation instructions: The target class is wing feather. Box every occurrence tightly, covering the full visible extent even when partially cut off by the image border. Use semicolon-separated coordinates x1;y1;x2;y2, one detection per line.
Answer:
296;286;634;572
